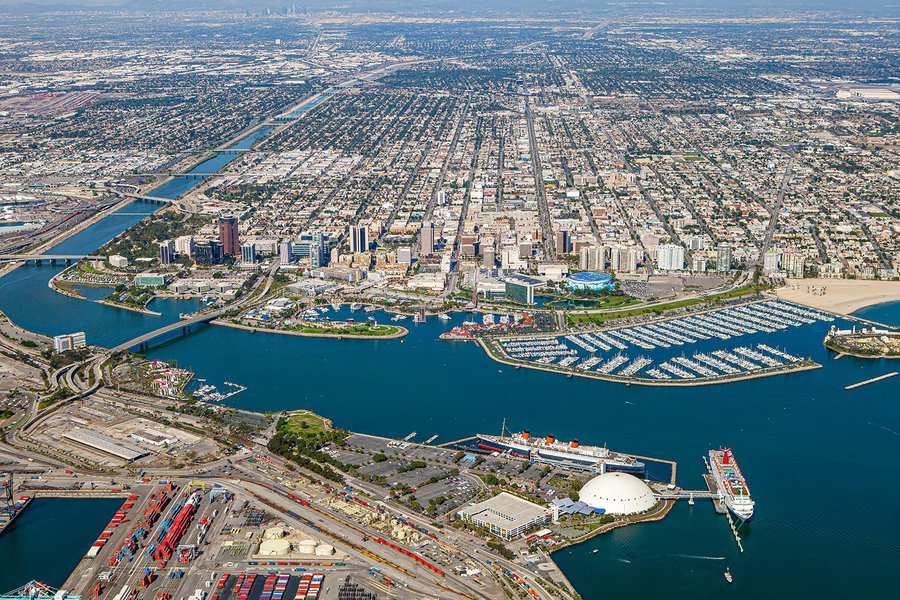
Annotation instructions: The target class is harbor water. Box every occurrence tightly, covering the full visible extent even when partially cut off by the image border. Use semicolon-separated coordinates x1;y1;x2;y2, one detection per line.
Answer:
0;157;897;596
0;498;121;591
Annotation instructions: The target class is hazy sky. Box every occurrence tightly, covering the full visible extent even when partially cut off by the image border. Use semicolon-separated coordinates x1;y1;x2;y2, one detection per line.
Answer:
0;0;897;16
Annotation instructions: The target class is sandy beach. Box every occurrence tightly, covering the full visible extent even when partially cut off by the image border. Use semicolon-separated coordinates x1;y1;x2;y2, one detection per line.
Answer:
774;278;900;315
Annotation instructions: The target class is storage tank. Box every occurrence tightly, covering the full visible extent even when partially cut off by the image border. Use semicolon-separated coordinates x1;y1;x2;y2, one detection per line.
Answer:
296;540;318;555
315;544;335;556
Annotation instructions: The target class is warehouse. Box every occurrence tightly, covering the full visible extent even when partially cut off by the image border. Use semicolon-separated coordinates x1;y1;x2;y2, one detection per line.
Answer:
63;428;150;462
457;492;549;540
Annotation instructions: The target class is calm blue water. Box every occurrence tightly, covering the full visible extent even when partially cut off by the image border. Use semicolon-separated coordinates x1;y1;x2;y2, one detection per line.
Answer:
230;126;274;149
0;171;898;597
148;152;239;199
0;201;200;346
0;498;121;591
144;303;900;599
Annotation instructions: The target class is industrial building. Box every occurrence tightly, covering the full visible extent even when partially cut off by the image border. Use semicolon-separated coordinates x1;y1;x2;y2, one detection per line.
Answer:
62;428;150;462
457;492;549;540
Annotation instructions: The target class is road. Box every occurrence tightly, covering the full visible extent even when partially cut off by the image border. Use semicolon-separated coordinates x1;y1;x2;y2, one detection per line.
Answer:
758;153;796;264
524;96;555;259
424;93;471;221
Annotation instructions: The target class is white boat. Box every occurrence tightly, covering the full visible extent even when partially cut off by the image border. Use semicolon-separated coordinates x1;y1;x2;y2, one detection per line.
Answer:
438;313;451;321
708;448;754;521
476;429;645;474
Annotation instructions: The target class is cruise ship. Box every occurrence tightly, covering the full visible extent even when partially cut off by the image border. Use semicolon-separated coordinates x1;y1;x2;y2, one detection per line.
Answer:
475;430;645;475
708;448;754;521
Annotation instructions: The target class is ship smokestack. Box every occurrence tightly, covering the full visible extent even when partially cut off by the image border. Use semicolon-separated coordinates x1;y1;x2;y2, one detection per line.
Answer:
570;439;579;449
522;430;530;440
723;449;730;464
546;434;555;444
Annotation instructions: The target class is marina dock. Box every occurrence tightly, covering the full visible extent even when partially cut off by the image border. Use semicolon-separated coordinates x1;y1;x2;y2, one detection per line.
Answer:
845;372;898;390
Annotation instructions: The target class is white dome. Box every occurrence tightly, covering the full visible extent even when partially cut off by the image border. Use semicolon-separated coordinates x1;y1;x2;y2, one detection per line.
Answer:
579;472;656;515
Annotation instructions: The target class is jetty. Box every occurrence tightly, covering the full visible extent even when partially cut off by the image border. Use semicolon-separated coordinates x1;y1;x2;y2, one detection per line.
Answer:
844;372;898;390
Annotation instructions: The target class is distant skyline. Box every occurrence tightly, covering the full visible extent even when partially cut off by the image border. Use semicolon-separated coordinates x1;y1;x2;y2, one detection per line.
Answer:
1;0;898;17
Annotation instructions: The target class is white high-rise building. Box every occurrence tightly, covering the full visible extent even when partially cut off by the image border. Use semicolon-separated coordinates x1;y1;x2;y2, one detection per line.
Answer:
763;249;781;273
241;242;257;264
279;240;293;265
610;245;640;273
657;244;685;271
716;243;732;272
579;246;606;271
175;235;194;255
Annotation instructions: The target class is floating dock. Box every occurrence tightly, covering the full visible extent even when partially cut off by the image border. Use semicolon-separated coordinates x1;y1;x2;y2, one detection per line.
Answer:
845;372;898;390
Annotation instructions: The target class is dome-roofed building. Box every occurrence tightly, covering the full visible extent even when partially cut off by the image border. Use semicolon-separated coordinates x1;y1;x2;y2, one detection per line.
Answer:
579;472;657;515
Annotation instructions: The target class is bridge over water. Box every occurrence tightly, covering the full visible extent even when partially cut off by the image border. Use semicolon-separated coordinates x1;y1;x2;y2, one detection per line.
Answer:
0;254;106;264
111;309;228;353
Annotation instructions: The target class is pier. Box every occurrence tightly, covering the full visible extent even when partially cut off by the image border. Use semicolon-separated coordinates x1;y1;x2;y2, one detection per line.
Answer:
844;372;899;390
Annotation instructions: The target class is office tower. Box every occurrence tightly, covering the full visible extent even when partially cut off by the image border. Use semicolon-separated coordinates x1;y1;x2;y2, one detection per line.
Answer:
420;221;435;256
218;216;239;256
241;242;257;264
159;240;175;265
313;232;328;266
555;229;571;254
350;225;368;254
194;240;224;265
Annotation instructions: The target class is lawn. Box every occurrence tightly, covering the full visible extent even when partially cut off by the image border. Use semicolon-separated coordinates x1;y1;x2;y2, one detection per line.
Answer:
280;410;330;437
567;284;767;326
568;298;704;325
287;322;403;337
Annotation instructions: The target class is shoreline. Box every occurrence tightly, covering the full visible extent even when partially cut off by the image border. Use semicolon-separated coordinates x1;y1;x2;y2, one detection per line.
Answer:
213;319;409;340
774;279;900;317
47;272;163;316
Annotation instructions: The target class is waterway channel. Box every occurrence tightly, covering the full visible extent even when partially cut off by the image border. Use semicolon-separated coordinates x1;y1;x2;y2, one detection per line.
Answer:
0;140;897;597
